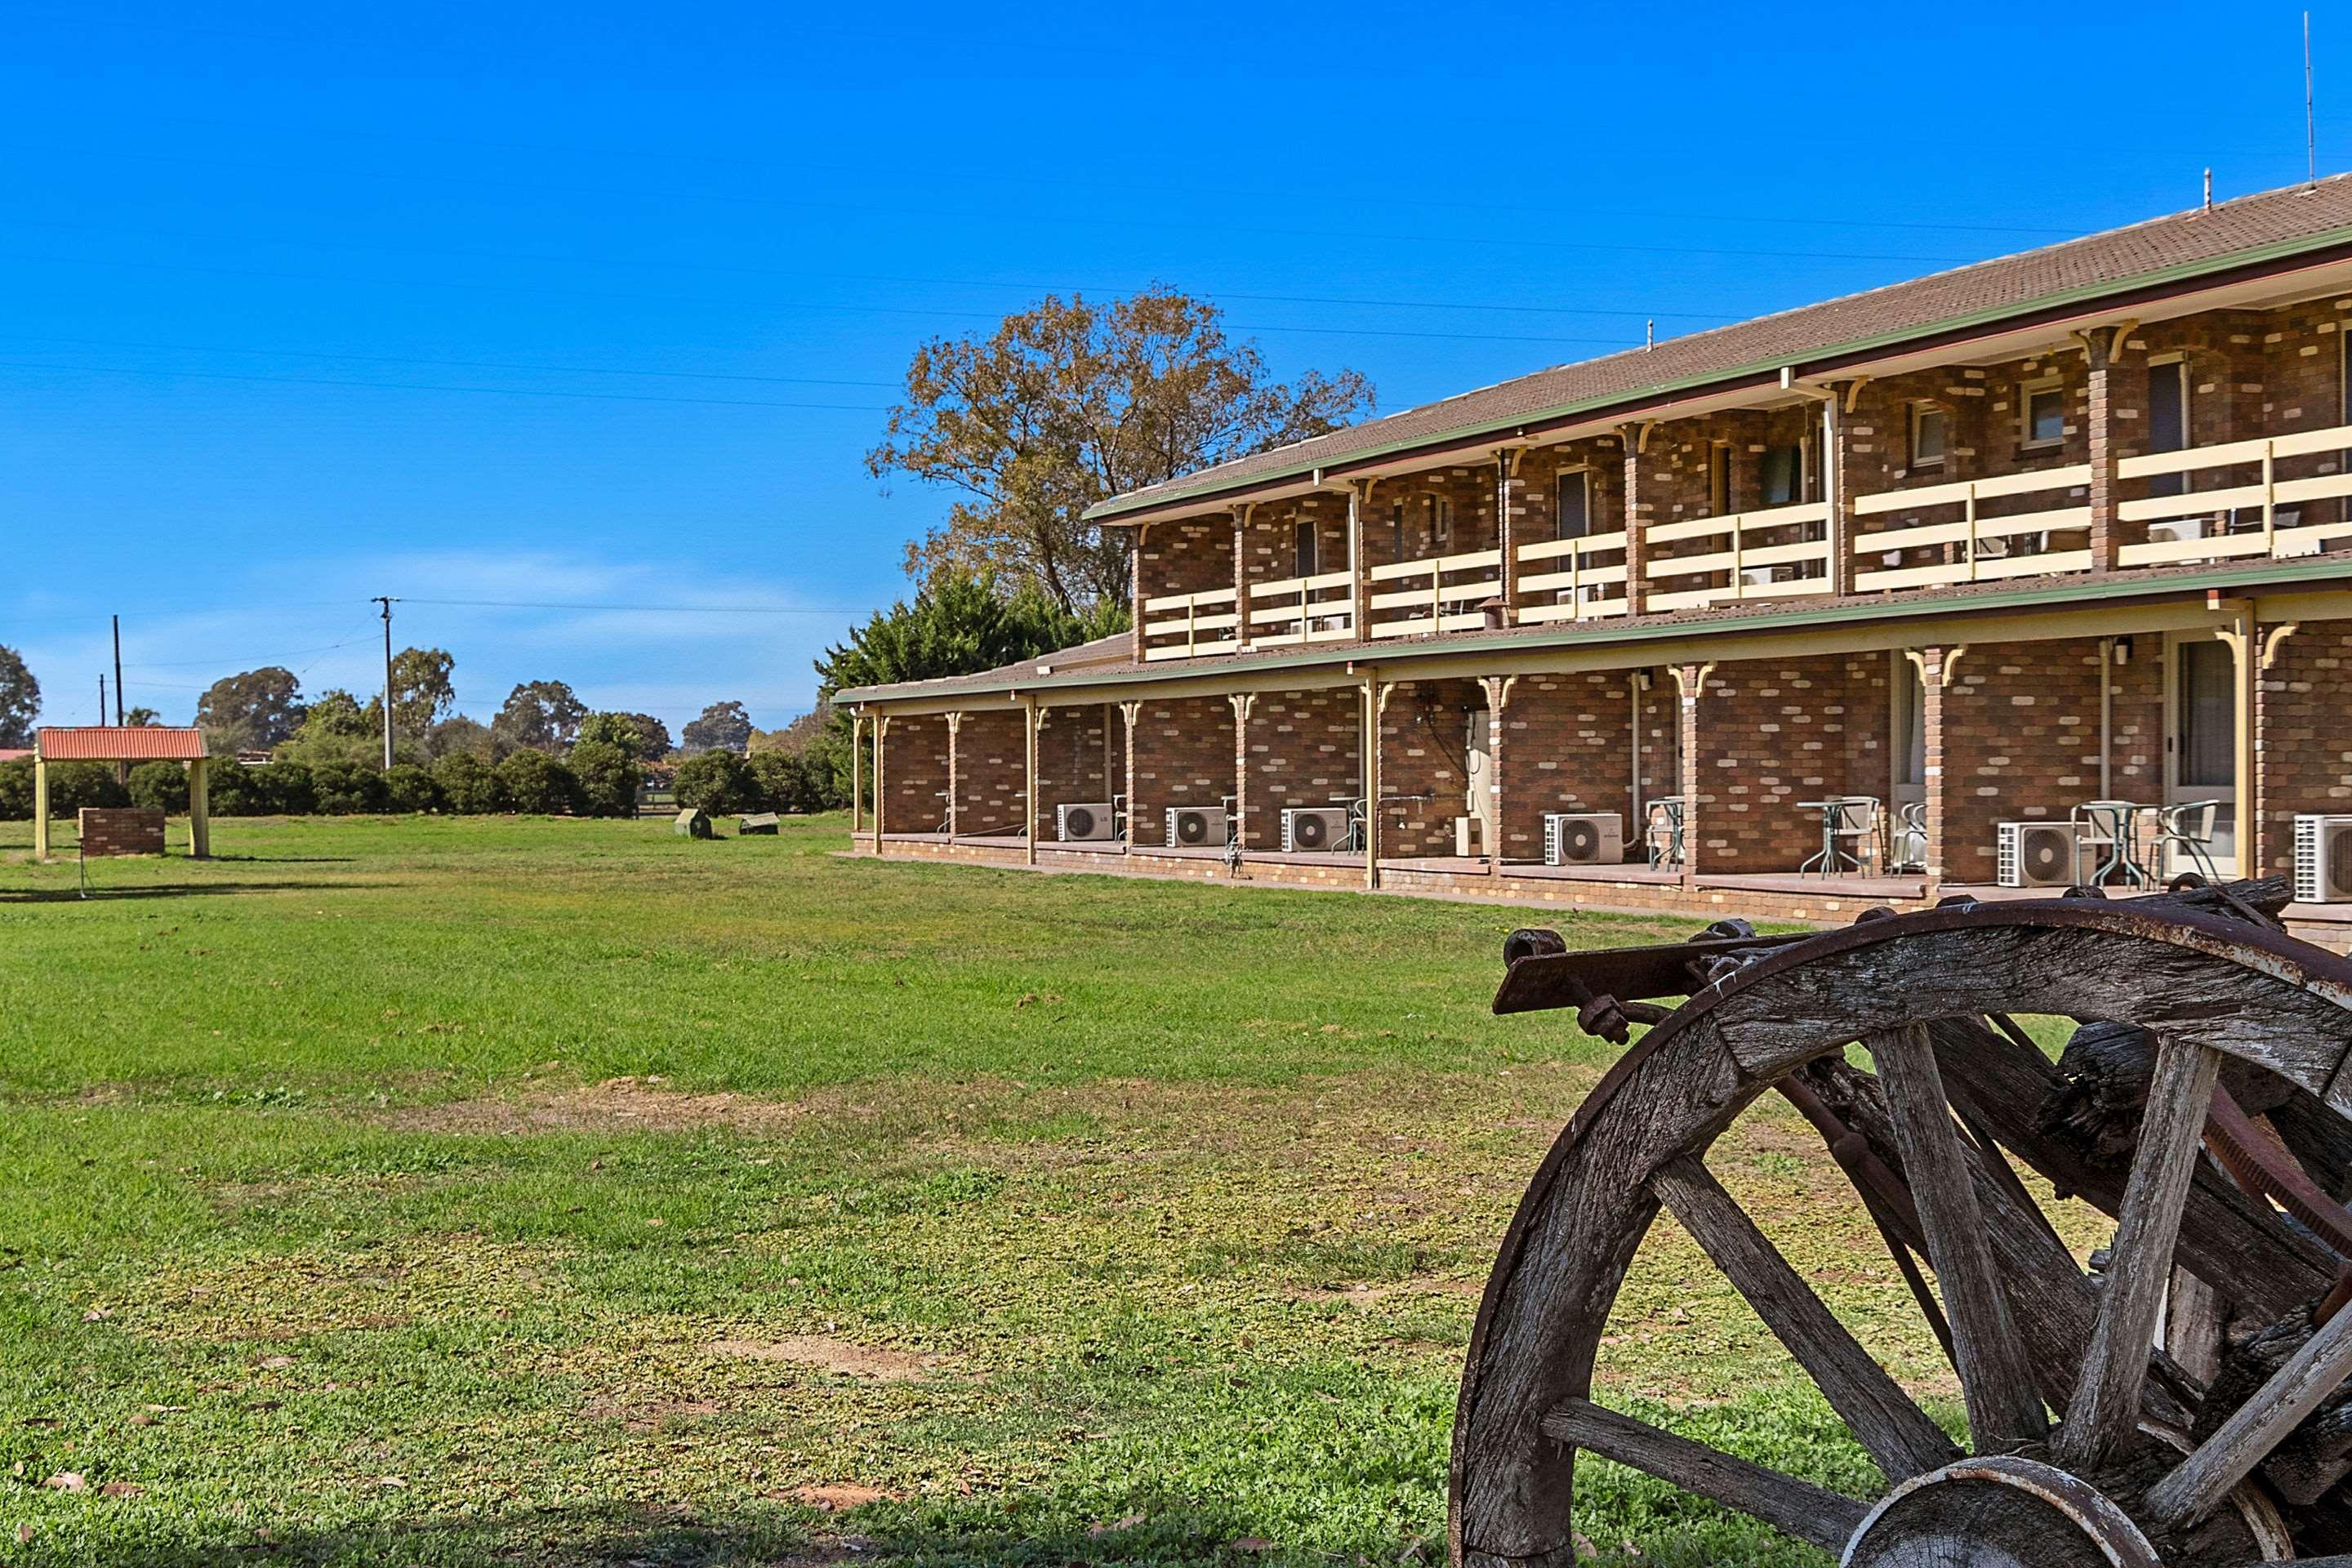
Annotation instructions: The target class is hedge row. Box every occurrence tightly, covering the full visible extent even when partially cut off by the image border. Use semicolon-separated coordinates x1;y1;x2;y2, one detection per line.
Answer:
0;746;644;821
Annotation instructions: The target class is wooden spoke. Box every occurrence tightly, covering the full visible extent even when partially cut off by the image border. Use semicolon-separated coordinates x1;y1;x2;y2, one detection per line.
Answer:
1869;1024;2051;1451
2056;1037;2224;1470
1540;1397;1865;1553
2147;1300;2352;1528
1651;1156;1962;1482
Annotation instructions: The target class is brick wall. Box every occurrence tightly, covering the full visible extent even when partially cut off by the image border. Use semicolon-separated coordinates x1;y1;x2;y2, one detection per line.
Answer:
1034;702;1123;840
1241;688;1361;849
1690;653;1887;871
1365;466;1498;571
1130;694;1234;847
1935;637;2163;881
1379;677;1485;857
78;807;166;857
1240;492;1349;594
2259;617;2352;875
1496;670;1636;862
1135;515;1235;611
951;709;1027;835
880;714;950;834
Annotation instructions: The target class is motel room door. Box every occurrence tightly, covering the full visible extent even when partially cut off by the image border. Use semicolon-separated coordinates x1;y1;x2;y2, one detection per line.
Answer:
2164;631;2239;875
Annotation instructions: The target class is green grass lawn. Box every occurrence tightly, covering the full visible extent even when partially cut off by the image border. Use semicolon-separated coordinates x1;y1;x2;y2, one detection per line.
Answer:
0;813;1954;1567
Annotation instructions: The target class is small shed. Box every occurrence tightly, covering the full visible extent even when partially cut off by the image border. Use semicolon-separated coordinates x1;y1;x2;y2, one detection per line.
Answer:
737;812;780;835
673;806;713;840
32;727;215;860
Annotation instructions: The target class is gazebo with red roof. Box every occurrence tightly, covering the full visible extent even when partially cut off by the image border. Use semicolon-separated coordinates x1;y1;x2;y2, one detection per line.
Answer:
32;727;215;860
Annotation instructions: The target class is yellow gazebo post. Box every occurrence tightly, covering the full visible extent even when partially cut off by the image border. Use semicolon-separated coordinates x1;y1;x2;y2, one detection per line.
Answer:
188;756;212;859
31;748;48;859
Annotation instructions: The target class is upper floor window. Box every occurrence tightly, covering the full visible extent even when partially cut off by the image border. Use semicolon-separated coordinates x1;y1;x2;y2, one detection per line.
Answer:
1761;443;1806;506
1909;403;1948;469
1555;470;1591;540
1708;445;1735;515
1428;494;1454;550
2020;377;2065;450
1293;518;1317;577
2147;358;2189;499
1389;501;1406;563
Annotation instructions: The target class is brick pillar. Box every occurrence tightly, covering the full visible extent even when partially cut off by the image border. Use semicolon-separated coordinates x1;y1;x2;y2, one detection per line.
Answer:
1232;505;1251;649
1352;480;1375;640
1483;676;1514;875
1921;649;1947;896
2083;330;2122;571
945;711;964;838
1826;389;1860;596
1675;662;1704;889
1118;700;1141;849
1496;450;1522;619
1364;677;1386;889
1621;425;1650;616
2255;629;2286;877
1023;700;1039;865
1129;532;1147;664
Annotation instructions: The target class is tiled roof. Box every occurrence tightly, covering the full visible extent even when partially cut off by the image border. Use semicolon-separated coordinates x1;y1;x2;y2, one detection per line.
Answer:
0;748;31;764
36;726;209;761
1089;175;2352;521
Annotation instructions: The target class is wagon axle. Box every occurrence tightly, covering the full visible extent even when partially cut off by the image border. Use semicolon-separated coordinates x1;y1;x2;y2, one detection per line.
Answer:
1451;880;2352;1566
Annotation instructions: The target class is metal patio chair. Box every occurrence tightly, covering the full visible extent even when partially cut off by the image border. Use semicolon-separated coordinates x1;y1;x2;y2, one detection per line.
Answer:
1645;796;1686;871
1888;801;1928;875
2149;798;2225;883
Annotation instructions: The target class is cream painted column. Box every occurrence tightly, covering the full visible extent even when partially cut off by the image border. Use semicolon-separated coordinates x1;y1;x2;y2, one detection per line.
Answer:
943;711;964;838
31;755;47;859
2256;622;2302;879
1495;448;1525;620
1228;693;1256;853
849;714;865;840
1905;649;1949;897
2218;607;2258;877
1022;699;1039;865
873;715;892;848
1118;699;1142;851
1481;675;1517;876
188;758;212;859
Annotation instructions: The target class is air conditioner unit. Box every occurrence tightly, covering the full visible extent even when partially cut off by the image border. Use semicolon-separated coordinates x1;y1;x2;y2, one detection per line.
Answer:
1281;806;1350;853
1998;821;2078;889
1165;805;1229;849
1056;801;1117;842
1544;812;1624;866
2295;814;2352;902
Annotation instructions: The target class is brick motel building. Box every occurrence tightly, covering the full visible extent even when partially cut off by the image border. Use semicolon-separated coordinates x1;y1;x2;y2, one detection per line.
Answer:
840;177;2352;949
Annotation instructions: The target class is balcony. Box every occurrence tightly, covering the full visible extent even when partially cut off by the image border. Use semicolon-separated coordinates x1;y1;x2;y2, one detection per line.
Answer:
1141;585;1240;662
1642;501;1832;611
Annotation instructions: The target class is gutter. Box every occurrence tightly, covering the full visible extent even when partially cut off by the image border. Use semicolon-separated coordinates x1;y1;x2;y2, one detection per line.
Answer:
1082;221;2352;525
838;557;2352;706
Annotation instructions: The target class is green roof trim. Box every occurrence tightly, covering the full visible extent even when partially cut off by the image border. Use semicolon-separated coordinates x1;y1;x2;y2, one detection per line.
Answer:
1083;220;2352;523
840;557;2352;706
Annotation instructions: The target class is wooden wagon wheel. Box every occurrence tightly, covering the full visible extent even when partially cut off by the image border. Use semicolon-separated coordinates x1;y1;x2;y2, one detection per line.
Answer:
1451;891;2352;1567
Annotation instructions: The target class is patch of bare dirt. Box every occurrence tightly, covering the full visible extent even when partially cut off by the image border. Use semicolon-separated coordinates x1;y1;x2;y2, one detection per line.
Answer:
385;1076;808;1135
582;1395;724;1432
1285;1278;1486;1306
702;1334;938;1381
790;1483;895;1512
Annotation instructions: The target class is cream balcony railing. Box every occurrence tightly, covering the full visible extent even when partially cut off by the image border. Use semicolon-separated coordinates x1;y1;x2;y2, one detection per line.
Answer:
2117;422;2352;565
1642;501;1833;612
1365;546;1503;639
1245;568;1356;647
1515;531;1629;621
1850;466;2092;591
1141;585;1241;662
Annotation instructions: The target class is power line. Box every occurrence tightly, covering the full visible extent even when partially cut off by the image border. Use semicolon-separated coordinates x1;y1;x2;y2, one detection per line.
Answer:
0;357;896;411
401;598;866;613
8;143;1986;269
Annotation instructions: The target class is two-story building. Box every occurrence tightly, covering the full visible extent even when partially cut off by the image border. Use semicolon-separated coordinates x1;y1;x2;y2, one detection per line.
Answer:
839;176;2352;946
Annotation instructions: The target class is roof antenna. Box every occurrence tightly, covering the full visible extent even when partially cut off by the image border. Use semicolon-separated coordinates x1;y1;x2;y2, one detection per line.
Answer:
2308;10;2319;189
1645;318;1655;351
2204;167;2213;210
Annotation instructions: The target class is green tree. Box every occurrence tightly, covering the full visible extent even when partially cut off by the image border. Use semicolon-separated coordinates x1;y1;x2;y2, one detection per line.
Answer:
42;761;127;814
194;667;305;754
389;647;457;736
432;752;503;813
680;701;753;756
866;286;1372;613
309;759;388;814
0;758;32;819
492;680;588;753
0;646;35;748
673;750;757;815
568;741;642;818
426;714;499;761
618;712;674;759
126;761;189;813
497;748;577;814
576;711;653;759
122;706;161;728
383;764;442;813
295;689;373;741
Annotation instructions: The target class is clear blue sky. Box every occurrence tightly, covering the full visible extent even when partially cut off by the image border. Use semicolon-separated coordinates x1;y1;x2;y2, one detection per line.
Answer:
4;1;2341;734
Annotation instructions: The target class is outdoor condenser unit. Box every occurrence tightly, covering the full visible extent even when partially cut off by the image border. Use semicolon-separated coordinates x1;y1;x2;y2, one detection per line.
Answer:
1544;812;1624;867
1997;821;2078;889
1281;806;1351;853
2296;813;2352;902
1165;805;1230;849
1056;802;1118;842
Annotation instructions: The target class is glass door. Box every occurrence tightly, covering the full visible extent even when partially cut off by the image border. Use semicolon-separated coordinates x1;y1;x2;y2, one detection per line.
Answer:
2167;634;2238;875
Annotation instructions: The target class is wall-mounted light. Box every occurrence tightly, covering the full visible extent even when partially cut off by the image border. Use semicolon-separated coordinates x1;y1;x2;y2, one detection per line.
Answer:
2114;636;2135;666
